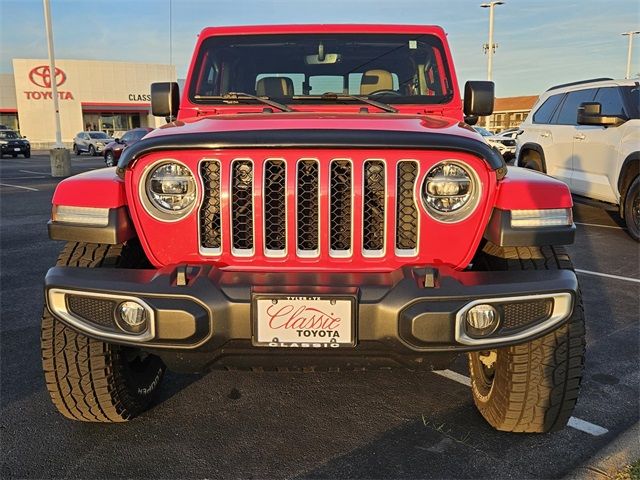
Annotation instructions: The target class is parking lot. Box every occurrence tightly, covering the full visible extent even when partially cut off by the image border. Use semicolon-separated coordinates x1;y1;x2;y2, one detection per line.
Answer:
1;152;638;478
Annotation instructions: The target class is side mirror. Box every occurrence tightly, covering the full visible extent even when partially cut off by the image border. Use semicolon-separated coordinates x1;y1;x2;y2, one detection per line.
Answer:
577;102;626;127
151;82;180;118
114;138;120;143
464;81;495;117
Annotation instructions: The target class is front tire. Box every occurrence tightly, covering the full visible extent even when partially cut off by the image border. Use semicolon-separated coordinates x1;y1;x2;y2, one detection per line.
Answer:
24;151;31;158
468;243;586;432
105;151;115;167
623;176;639;241
73;144;80;155
41;241;165;422
88;145;96;156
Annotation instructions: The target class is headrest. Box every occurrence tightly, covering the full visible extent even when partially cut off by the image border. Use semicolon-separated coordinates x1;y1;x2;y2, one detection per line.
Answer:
256;77;294;97
360;70;394;95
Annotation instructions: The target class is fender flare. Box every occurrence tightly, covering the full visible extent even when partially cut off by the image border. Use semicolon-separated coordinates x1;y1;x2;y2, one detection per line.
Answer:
518;142;547;173
618;152;639;202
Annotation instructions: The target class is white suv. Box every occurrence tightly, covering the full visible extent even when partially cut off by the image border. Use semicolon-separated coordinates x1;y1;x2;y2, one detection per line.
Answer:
516;78;639;240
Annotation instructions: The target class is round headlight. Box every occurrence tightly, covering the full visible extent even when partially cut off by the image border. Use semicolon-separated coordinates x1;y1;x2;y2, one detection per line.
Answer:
144;161;196;217
422;161;478;222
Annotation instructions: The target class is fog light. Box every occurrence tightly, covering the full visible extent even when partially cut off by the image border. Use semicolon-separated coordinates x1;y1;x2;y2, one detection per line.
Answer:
466;304;500;337
116;301;148;334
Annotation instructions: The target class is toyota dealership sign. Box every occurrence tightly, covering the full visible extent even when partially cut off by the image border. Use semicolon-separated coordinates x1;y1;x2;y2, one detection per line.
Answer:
24;65;74;100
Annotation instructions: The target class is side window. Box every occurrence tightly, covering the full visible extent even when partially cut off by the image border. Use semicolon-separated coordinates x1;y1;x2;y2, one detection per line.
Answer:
532;94;563;124
594;88;625;117
120;132;132;143
555;88;597;125
309;75;345;95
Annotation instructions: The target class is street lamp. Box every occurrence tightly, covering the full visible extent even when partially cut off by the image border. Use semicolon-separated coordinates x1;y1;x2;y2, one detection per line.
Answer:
622;31;640;79
481;1;504;82
43;0;70;177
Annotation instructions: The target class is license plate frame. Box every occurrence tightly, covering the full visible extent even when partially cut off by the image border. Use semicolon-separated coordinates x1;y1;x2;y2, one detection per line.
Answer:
13;148;21;152
252;294;357;348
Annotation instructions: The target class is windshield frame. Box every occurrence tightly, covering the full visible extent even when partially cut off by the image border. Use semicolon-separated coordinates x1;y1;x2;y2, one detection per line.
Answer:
187;32;456;107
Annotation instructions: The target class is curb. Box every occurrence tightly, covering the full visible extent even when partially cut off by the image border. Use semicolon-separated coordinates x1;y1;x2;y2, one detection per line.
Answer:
565;421;640;479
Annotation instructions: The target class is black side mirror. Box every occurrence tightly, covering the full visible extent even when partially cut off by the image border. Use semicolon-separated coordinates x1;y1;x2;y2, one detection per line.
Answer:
464;81;495;117
151;82;180;118
577;102;626;127
464;114;479;126
114;138;120;143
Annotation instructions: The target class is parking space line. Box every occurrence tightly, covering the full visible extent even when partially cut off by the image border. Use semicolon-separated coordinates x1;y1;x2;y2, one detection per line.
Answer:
575;222;625;230
433;369;471;386
567;417;609;436
5;176;46;180
433;369;609;436
0;182;39;192
19;169;49;175
575;269;640;284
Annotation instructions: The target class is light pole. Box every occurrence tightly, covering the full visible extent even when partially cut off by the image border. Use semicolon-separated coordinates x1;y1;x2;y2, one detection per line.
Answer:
481;1;504;82
43;0;70;176
622;31;640;79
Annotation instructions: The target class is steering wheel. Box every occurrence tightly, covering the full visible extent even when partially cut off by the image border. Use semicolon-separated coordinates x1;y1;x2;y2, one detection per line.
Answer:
367;89;402;97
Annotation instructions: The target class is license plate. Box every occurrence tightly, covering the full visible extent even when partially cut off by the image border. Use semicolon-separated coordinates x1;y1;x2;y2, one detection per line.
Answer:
14;148;21;151
253;295;355;348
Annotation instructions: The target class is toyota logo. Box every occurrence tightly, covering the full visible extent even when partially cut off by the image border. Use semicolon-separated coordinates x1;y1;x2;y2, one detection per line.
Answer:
28;65;66;88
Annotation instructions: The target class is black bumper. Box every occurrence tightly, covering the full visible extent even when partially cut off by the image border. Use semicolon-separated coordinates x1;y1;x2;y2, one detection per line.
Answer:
1;143;30;154
44;264;578;371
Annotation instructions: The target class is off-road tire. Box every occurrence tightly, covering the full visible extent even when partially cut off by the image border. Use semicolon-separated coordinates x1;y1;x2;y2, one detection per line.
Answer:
41;241;165;422
468;243;586;432
623;176;639;241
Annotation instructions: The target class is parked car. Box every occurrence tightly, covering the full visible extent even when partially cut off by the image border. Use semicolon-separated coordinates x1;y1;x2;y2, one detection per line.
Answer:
516;78;639;240
474;126;517;162
103;127;153;166
43;24;585;434
0;129;31;158
72;131;114;156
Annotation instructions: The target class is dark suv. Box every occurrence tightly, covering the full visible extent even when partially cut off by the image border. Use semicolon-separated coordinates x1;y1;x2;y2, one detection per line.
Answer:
103;128;154;167
0;129;31;158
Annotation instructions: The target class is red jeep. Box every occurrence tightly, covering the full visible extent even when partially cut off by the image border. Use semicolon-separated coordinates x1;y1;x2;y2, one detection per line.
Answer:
43;25;584;431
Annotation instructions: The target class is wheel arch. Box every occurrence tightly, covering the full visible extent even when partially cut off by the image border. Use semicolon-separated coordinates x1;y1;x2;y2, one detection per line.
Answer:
618;152;639;212
518;143;547;173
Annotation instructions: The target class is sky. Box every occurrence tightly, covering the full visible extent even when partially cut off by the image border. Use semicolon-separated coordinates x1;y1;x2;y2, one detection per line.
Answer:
0;0;638;97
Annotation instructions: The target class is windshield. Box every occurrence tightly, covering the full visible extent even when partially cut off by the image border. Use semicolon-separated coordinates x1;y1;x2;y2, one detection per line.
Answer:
0;131;19;139
189;34;454;105
89;132;110;139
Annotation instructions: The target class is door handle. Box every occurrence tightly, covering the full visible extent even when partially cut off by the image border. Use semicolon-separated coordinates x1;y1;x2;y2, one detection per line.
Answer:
573;134;586;140
540;132;550;138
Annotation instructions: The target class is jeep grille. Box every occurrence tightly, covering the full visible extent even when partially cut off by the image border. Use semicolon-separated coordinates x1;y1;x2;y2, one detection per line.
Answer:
199;157;420;259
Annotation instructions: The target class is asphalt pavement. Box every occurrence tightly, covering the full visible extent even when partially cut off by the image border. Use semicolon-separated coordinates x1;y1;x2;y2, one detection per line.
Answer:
1;152;638;479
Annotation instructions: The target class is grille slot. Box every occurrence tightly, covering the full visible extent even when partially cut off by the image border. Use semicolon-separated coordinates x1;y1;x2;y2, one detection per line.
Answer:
263;159;287;255
363;160;386;255
230;160;254;254
395;161;419;254
67;295;116;329
501;300;553;331
329;160;352;255
200;160;222;252
297;159;320;255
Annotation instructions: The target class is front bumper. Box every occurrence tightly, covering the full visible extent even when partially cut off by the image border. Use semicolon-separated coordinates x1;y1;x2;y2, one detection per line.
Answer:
1;143;30;154
44;264;578;370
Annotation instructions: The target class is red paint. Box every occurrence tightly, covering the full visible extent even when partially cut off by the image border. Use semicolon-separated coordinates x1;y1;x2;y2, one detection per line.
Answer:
52;169;127;208
125;149;497;271
495;167;573;210
50;24;575;274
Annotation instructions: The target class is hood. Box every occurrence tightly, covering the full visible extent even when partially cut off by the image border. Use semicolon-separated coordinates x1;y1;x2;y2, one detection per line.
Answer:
145;112;481;141
117;112;505;176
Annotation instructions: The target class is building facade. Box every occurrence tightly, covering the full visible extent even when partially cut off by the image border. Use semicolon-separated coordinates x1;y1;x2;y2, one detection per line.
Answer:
1;59;176;148
482;95;538;131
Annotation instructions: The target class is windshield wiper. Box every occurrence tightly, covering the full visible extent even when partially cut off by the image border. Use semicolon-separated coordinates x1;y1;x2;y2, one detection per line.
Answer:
194;92;294;112
317;92;398;113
